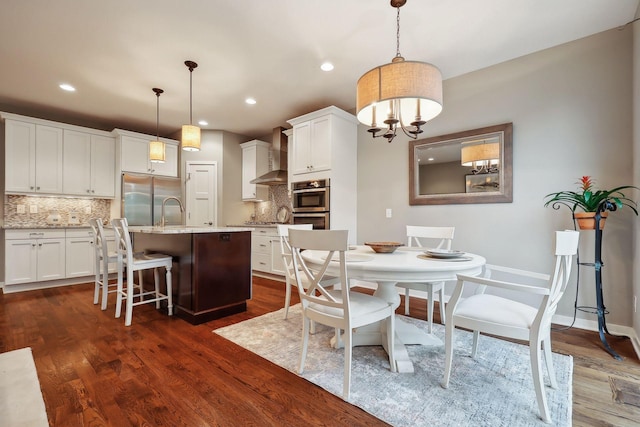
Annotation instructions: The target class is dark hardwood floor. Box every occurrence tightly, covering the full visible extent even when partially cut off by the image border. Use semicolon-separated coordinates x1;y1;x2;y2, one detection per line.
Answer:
1;277;639;426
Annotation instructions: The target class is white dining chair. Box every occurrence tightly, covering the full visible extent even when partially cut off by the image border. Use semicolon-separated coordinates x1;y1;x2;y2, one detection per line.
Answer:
442;230;579;423
277;224;340;320
289;229;396;400
111;218;174;326
396;225;455;333
88;218;119;310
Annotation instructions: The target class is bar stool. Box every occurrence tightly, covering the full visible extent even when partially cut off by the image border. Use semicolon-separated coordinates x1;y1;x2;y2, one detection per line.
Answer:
111;218;174;326
88;218;119;310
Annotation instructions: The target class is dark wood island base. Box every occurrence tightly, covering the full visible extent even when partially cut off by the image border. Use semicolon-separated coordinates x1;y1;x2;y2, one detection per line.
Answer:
131;228;252;325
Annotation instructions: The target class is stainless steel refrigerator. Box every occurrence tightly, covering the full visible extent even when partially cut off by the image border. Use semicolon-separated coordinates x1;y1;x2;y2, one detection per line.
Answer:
122;173;183;226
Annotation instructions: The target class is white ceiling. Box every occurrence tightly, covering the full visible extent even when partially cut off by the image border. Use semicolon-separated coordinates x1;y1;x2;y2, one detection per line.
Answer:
0;0;638;140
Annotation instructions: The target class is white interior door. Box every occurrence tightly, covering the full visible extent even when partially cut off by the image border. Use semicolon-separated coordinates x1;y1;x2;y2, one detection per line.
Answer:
185;162;218;226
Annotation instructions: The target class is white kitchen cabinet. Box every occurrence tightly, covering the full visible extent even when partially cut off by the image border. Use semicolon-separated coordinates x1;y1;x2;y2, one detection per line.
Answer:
240;140;270;201
4;119;63;194
290;116;331;176
65;228;96;278
251;227;285;277
63;130;116;197
5;230;66;285
117;130;179;177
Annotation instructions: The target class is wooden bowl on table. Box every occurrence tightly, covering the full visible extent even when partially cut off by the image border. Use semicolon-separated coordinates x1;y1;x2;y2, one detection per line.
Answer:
364;241;403;253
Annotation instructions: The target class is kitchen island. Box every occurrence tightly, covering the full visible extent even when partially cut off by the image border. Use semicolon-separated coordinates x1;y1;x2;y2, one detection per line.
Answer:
129;226;253;324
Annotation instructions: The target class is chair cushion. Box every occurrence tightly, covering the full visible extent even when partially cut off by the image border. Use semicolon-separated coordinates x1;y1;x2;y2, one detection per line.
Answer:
455;294;538;329
308;290;389;318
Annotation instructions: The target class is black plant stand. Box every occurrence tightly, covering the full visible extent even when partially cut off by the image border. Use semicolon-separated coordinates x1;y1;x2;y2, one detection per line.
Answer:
575;202;624;360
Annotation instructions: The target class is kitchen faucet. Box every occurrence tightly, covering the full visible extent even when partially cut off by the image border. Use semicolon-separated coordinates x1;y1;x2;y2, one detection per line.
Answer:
161;196;185;227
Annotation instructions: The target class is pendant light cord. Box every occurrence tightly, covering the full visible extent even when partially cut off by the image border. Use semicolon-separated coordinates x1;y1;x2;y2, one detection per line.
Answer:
189;69;193;125
156;91;160;139
395;6;402;59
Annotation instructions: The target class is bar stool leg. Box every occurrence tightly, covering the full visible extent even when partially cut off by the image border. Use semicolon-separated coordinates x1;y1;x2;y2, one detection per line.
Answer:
154;268;161;309
125;267;135;327
166;265;173;316
115;256;124;319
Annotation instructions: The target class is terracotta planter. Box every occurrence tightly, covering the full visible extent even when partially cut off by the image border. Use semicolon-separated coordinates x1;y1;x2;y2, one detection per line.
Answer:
573;212;608;230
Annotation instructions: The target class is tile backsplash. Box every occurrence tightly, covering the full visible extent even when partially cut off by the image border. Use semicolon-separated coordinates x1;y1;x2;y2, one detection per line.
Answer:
253;184;293;223
4;195;111;227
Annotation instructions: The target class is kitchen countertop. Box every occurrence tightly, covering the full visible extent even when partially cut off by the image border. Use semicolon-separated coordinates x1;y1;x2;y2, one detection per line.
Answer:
128;225;254;234
226;223;284;228
2;224;95;229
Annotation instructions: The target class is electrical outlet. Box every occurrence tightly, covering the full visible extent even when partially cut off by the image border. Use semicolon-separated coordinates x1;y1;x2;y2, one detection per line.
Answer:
29;205;38;214
17;204;26;214
84;206;91;214
385;208;392;218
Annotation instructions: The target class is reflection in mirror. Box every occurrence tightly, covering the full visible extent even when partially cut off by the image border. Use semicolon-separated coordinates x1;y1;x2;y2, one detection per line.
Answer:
409;123;512;205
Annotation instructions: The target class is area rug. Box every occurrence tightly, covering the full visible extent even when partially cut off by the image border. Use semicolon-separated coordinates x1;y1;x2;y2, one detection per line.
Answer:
214;305;572;427
0;347;49;427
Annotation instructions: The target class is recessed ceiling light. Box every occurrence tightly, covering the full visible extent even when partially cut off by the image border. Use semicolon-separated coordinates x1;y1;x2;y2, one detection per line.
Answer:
198;120;208;126
321;62;334;71
59;83;76;92
245;98;256;105
428;157;435;161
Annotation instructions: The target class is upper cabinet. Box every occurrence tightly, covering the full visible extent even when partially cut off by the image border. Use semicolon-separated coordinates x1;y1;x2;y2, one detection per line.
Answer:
240;140;270;201
115;129;179;177
2;113;116;197
290;115;331;176
62;130;116;198
5;119;63;194
286;106;358;182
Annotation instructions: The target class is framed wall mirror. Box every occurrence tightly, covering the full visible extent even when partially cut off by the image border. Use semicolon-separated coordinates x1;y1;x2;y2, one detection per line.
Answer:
409;123;513;205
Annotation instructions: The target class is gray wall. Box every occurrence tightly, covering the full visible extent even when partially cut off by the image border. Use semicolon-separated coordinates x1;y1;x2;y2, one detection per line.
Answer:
357;27;636;329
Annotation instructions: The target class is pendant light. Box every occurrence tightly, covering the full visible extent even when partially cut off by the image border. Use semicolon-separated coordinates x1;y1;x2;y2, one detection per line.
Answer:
181;60;201;151
149;88;166;163
356;0;443;143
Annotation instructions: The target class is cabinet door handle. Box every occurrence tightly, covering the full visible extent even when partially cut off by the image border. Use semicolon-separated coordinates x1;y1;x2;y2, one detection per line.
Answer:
31;243;36;247
30;186;34;190
36;186;40;190
38;243;42;247
87;189;91;193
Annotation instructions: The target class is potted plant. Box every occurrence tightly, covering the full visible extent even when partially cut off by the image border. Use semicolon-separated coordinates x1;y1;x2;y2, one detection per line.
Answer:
544;176;638;230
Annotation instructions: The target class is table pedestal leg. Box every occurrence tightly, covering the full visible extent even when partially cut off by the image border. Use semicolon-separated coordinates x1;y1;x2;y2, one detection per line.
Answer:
329;281;443;373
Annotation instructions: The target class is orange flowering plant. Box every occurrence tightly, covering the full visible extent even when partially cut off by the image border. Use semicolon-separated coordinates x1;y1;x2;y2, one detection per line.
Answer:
544;176;638;214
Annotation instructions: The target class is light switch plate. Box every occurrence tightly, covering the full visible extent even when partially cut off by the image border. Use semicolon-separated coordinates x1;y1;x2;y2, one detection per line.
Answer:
68;211;80;224
17;204;26;214
84;206;92;214
29;205;38;213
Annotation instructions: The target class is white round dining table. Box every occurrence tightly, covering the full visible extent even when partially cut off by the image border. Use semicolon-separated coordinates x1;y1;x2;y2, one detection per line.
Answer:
301;245;486;373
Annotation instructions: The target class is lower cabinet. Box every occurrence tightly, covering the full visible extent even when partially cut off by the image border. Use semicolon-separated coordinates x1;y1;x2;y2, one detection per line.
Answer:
5;227;117;289
251;227;285;277
65;228;96;278
5;229;66;285
64;228;117;278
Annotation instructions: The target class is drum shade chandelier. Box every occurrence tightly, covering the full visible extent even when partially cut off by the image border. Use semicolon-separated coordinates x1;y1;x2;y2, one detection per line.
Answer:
182;60;201;151
149;88;166;163
461;140;500;174
356;0;443;143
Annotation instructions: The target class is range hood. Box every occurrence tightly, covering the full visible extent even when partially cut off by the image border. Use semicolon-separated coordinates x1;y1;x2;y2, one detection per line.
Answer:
250;126;288;185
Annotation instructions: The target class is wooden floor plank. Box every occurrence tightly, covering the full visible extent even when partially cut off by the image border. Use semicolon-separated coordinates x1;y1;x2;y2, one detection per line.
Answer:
1;276;639;426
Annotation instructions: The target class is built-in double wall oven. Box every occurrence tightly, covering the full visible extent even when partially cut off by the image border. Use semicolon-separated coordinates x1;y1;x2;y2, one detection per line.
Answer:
291;179;330;229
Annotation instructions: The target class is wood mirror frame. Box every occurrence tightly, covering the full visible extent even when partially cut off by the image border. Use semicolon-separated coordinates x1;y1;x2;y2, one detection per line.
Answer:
409;123;513;205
